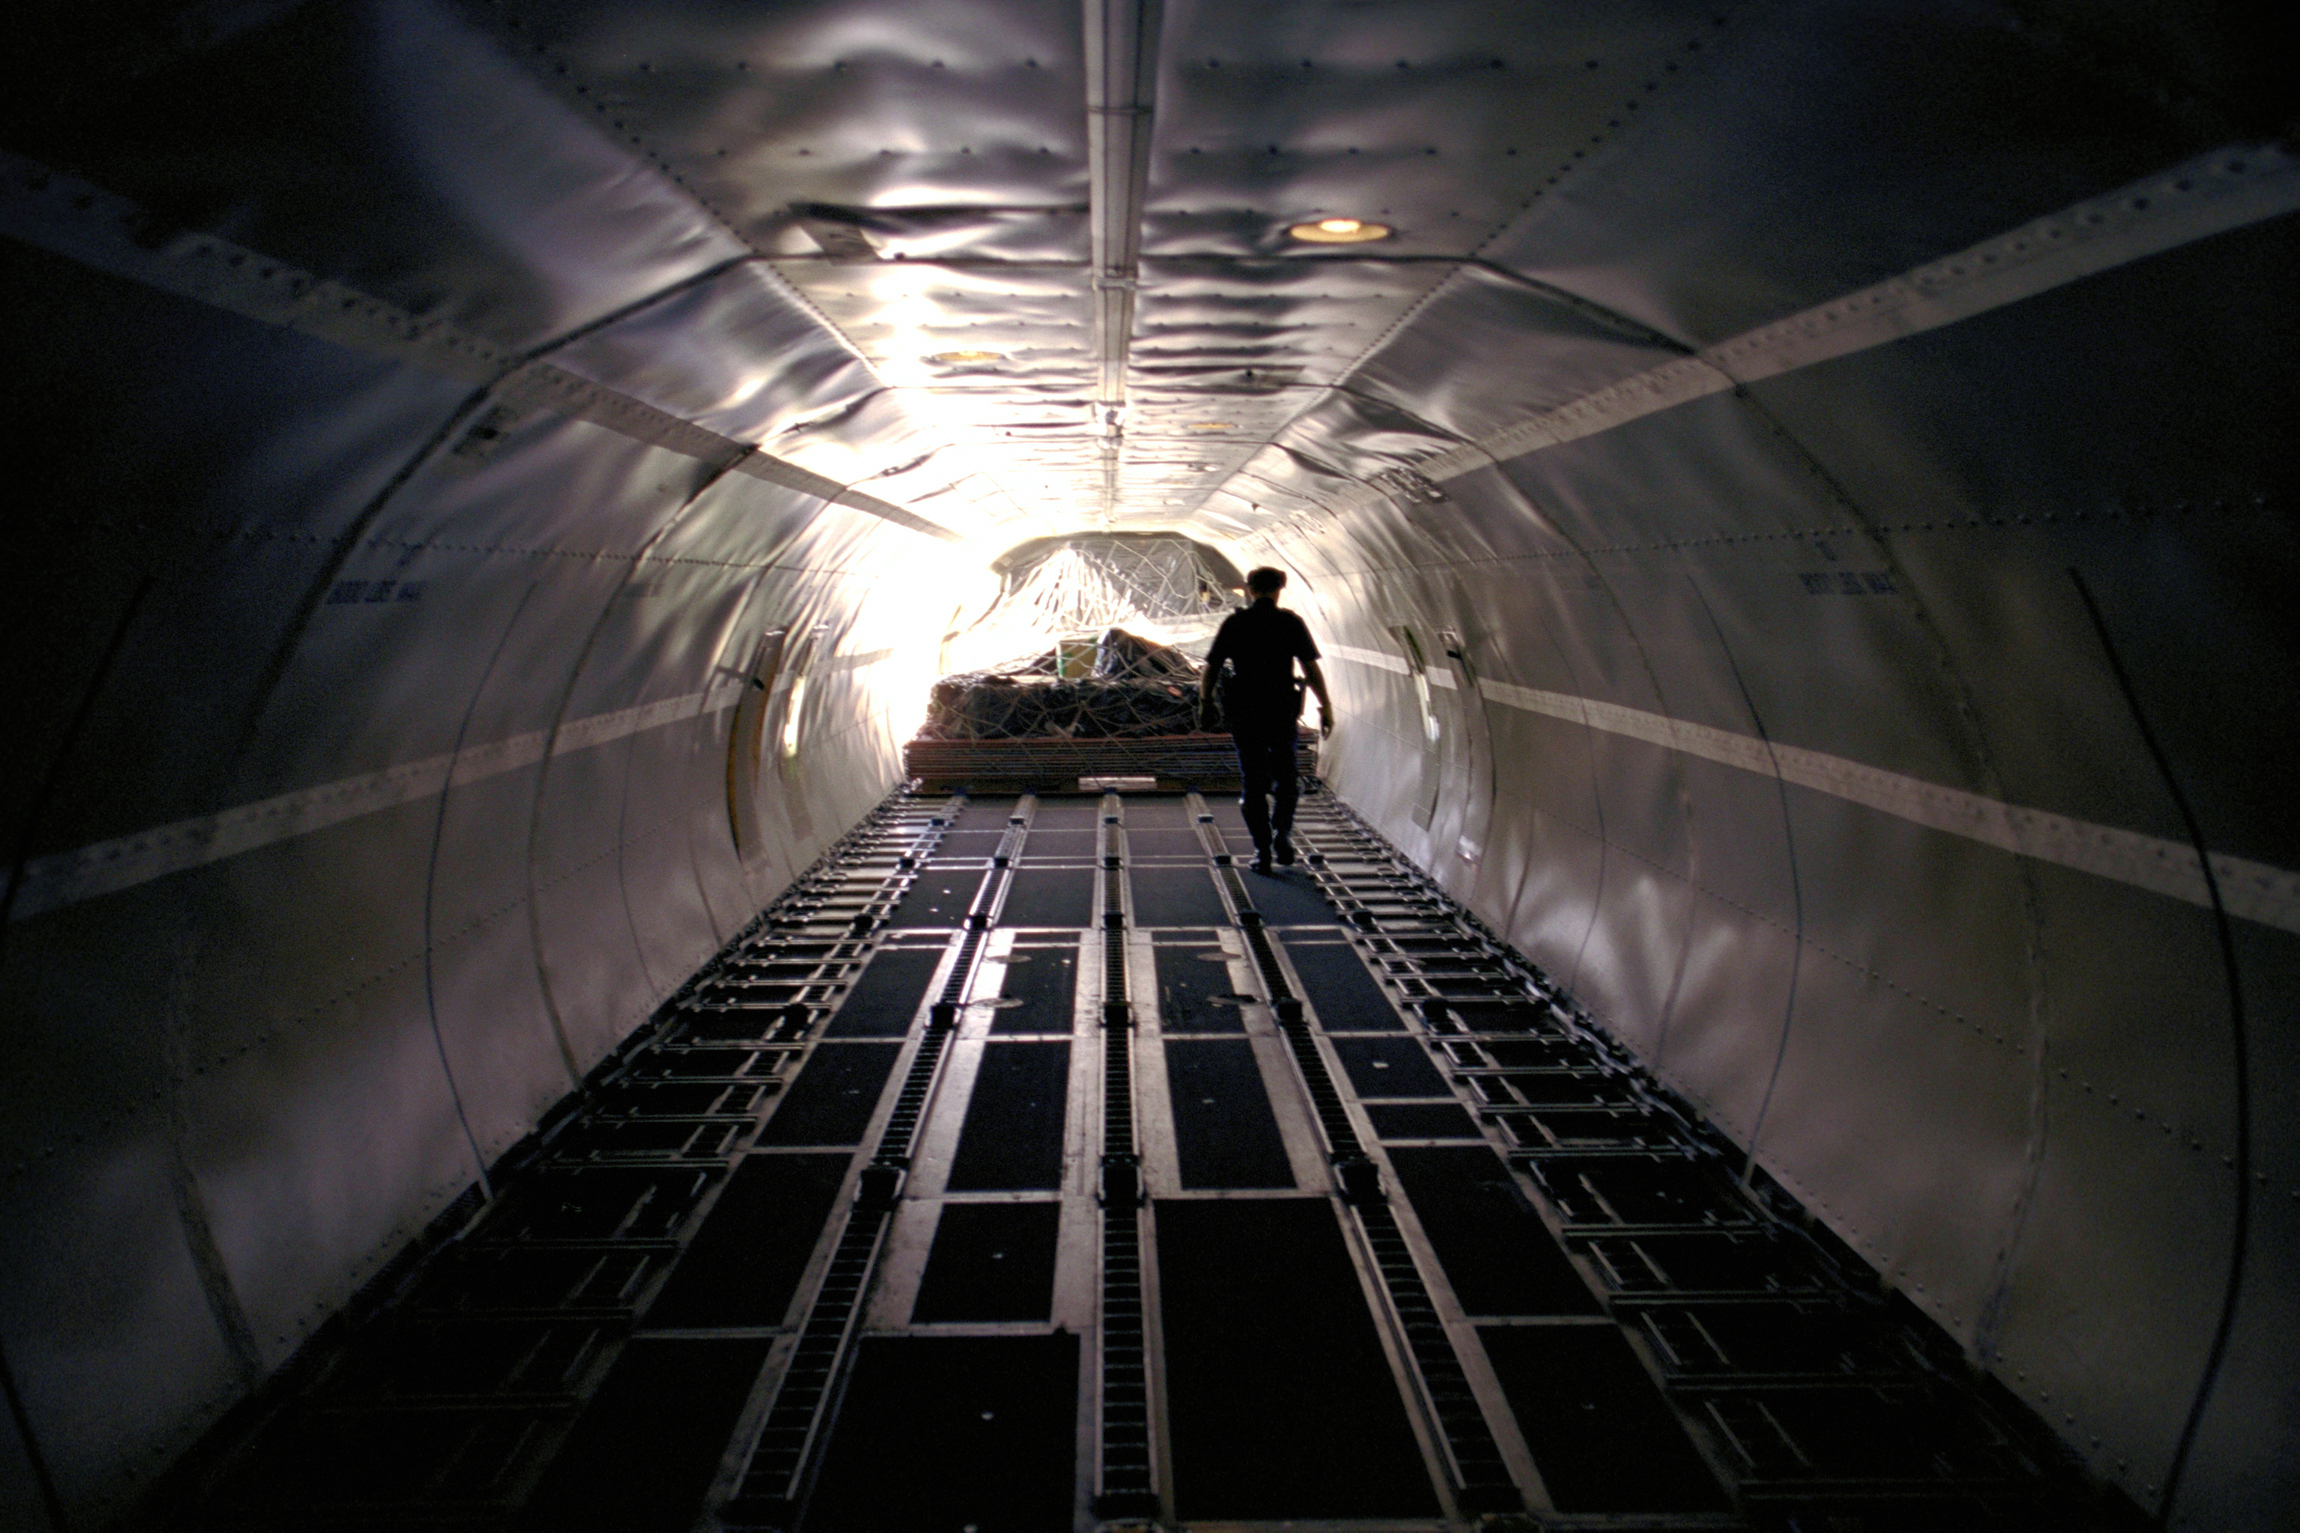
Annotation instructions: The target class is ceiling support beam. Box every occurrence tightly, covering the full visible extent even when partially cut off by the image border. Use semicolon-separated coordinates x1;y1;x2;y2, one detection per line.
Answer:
1317;140;2299;520
0;152;968;543
1084;0;1162;521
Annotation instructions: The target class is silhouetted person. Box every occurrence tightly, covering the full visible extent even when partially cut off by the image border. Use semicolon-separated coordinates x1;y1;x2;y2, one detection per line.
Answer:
1199;567;1334;873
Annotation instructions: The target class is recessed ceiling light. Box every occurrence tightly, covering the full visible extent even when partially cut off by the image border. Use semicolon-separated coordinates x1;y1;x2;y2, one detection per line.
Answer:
1185;421;1234;432
1287;216;1392;244
924;349;1006;364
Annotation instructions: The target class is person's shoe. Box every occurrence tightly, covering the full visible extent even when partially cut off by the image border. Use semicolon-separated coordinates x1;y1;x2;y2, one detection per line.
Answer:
1251;848;1275;875
1274;834;1297;866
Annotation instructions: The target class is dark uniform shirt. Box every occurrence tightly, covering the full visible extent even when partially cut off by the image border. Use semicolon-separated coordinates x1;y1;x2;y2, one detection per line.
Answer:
1206;600;1320;720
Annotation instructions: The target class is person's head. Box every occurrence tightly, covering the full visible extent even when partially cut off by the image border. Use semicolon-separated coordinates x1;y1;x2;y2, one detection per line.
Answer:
1245;567;1287;600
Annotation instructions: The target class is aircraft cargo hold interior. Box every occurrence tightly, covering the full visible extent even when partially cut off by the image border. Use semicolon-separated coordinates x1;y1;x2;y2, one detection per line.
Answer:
0;3;2293;1530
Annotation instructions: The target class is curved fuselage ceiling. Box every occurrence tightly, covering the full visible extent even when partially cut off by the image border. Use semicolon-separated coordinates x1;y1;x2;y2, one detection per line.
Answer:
0;1;2292;1528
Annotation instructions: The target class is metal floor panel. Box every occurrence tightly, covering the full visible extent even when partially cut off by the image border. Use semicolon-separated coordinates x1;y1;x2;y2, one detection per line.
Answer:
164;788;2132;1532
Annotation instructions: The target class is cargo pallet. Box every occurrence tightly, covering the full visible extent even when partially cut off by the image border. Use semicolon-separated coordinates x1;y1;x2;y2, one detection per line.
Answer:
901;728;1315;793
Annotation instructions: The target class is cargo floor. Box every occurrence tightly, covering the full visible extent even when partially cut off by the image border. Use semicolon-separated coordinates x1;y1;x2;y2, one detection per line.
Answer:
170;790;2126;1533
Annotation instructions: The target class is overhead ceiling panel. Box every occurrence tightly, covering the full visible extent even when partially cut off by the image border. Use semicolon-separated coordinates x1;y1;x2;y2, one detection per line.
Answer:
782;261;1093;377
1123;0;1732;531
2;0;751;348
1129;257;1443;386
546;262;885;443
758;388;958;486
1471;3;2217;343
1251;389;1470;487
454;0;1110;534
483;0;1091;240
764;258;1100;521
1139;0;1719;260
1283;264;1688;456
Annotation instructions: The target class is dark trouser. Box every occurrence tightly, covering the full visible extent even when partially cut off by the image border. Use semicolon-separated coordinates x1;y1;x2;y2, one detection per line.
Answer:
1230;719;1299;854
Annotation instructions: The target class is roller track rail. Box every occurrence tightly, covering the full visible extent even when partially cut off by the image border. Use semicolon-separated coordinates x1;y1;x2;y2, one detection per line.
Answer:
153;786;2141;1533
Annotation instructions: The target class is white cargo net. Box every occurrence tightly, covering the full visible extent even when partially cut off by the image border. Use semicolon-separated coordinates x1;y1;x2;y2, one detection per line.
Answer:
947;532;1244;672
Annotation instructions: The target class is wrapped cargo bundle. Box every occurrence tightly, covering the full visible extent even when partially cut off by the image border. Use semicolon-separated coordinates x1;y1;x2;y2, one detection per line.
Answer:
916;628;1220;741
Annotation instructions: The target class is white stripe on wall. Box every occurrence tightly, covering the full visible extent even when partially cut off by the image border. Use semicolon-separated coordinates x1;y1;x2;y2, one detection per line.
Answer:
1325;649;2300;936
1326;642;1408;674
9;681;748;921
1329;142;2300;504
1326;640;1455;687
12;645;923;921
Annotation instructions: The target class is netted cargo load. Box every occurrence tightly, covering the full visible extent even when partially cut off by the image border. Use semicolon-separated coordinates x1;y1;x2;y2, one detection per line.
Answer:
915;628;1217;741
903;626;1313;791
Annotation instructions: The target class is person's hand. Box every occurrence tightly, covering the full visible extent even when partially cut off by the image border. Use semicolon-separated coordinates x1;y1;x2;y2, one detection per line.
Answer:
1319;709;1334;740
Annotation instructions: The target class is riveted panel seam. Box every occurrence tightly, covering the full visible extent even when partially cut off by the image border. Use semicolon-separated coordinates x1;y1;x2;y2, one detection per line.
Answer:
1319;143;2300;511
0;153;961;542
1429;670;2298;934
